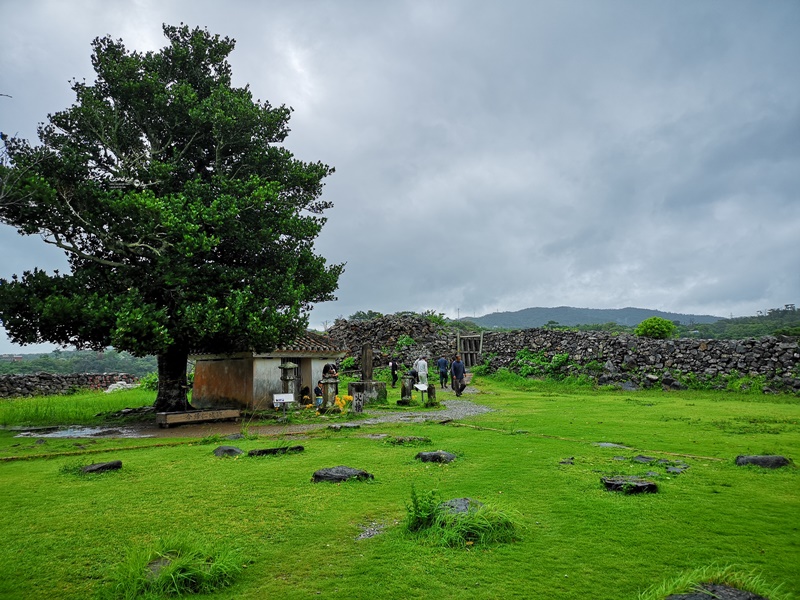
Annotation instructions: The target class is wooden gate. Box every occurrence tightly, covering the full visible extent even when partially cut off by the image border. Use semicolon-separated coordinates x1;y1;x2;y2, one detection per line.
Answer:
456;332;483;367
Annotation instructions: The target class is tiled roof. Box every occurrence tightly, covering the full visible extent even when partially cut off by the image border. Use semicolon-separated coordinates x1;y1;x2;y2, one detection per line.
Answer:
191;331;345;357
271;331;346;354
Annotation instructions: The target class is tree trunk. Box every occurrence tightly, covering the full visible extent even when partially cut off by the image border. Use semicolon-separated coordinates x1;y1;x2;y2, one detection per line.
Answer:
154;346;192;413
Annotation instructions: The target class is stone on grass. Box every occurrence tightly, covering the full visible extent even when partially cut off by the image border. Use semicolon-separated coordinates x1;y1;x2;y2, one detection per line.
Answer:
213;446;243;457
559;457;575;465
415;450;457;463
633;455;656;464
312;466;374;483
665;583;768;600
735;455;792;469
389;436;432;445
82;460;122;474
248;446;304;457
328;424;361;431
595;442;629;449
438;498;484;515
601;476;658;494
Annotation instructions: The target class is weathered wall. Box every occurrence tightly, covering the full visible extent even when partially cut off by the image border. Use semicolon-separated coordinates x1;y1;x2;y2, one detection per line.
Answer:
480;329;800;391
328;316;800;392
0;372;138;399
192;356;253;409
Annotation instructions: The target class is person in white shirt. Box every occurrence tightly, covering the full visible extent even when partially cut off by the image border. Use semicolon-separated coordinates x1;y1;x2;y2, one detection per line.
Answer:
413;355;429;385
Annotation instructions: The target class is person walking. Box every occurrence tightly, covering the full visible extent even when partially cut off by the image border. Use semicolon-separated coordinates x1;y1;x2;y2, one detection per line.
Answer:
389;359;399;388
436;355;449;389
413;355;429;386
451;354;466;397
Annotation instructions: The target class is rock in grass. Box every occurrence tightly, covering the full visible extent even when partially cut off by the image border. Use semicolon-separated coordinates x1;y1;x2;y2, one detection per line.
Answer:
248;446;304;457
632;455;657;464
601;476;658;494
438;498;484;515
82;460;122;474
328;424;360;431
415;451;457;463
213;446;243;457
312;466;374;483
665;583;768;600
735;455;792;469
388;436;431;445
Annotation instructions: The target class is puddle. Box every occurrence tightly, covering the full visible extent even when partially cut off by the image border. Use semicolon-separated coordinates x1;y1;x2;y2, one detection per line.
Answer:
14;426;152;439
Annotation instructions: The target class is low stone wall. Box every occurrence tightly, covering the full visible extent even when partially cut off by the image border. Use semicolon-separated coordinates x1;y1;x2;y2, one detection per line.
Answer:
481;330;800;391
328;316;800;392
0;373;138;398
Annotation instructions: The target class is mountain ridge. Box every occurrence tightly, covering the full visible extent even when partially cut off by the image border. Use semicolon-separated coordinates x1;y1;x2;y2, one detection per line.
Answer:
463;306;723;329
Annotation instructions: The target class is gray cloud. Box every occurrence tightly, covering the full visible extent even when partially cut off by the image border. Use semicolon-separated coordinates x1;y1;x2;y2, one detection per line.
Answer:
1;0;798;353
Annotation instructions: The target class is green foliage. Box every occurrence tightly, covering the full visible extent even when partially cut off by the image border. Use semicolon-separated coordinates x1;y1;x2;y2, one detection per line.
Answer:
348;310;383;321
340;356;357;370
0;24;342;412
635;317;677;339
677;305;800;339
138;371;159;391
395;335;416;350
0;388;156;427
420;309;448;327
404;487;518;547
510;348;571;380
105;535;242;599
638;564;791;600
0;349;156;377
404;485;441;532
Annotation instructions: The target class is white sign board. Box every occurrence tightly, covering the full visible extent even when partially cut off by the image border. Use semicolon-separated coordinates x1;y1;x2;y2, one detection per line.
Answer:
273;393;295;405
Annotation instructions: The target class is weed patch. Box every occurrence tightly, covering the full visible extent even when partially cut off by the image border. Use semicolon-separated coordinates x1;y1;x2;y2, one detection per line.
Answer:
103;535;243;599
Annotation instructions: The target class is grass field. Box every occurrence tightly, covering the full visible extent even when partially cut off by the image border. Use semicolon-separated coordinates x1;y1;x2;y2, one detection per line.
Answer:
0;377;797;599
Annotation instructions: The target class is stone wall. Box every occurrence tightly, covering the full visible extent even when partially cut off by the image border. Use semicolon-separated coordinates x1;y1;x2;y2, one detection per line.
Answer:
328;316;800;392
480;330;800;391
328;315;453;367
0;373;138;399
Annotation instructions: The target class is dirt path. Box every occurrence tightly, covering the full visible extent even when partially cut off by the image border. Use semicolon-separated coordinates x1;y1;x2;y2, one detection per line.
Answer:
132;389;489;439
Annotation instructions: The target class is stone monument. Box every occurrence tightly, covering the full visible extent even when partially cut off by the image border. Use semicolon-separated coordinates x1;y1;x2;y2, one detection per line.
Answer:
347;343;387;410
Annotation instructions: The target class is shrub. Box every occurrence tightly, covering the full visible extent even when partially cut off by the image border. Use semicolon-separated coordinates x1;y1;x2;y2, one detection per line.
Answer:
139;371;159;391
634;317;677;339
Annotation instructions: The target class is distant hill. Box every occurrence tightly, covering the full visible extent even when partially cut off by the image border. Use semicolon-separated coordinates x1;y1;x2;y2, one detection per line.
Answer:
463;306;722;329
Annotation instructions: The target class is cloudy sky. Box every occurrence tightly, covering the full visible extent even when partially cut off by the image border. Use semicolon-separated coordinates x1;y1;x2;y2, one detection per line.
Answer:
1;0;798;353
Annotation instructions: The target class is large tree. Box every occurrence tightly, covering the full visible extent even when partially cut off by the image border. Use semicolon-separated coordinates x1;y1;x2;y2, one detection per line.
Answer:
0;24;343;411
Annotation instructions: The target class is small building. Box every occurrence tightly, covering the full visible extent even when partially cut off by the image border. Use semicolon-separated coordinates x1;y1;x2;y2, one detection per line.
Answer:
190;332;346;410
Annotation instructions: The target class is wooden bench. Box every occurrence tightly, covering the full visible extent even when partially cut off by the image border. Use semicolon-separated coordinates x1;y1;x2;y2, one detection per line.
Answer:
156;409;240;428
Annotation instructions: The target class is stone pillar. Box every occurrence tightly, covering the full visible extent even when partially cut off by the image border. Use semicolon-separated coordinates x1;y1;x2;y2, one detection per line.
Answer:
361;343;373;381
400;374;414;404
321;377;338;411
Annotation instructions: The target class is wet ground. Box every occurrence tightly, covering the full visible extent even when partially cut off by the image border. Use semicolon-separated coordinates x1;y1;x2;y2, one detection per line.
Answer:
11;386;489;439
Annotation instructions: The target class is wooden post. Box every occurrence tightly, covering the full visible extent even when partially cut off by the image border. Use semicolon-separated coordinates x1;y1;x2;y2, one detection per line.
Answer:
361;343;373;381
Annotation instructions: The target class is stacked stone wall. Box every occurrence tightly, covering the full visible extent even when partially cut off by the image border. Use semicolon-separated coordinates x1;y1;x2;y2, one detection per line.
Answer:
481;330;800;391
0;373;138;398
328;316;800;392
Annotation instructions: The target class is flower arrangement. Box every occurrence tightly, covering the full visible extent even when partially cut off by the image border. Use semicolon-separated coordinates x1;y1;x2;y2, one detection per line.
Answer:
334;395;354;412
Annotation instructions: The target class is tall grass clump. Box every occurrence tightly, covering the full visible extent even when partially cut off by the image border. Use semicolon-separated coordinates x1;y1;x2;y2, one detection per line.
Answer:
638;564;790;600
104;535;243;599
404;486;519;547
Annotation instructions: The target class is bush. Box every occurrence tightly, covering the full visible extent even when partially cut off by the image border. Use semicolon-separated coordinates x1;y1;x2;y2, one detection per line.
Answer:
634;317;677;339
139;371;159;391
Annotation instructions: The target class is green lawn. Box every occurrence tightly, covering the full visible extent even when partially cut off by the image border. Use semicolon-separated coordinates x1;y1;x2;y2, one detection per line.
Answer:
0;379;797;599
